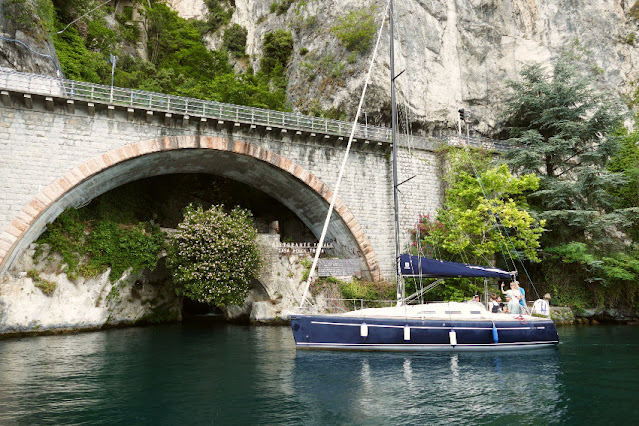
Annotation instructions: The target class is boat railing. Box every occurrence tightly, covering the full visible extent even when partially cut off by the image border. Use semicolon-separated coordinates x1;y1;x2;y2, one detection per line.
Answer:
323;298;396;313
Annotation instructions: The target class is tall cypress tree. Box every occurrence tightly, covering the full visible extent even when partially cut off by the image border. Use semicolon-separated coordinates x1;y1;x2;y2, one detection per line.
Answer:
504;59;626;246
503;58;639;304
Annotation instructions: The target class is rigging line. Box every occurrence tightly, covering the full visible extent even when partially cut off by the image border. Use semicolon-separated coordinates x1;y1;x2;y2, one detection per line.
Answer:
494;224;541;299
392;4;421;261
463;151;518;271
57;0;113;34
299;0;392;308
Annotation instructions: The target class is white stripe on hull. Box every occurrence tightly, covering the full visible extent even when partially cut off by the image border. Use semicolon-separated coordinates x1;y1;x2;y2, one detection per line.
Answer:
295;341;558;352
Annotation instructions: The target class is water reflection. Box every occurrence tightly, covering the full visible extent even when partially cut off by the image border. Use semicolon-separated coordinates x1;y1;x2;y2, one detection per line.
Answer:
293;348;564;424
4;324;638;424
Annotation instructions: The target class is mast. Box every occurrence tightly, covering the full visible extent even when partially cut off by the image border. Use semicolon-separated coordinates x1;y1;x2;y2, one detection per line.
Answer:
390;0;404;305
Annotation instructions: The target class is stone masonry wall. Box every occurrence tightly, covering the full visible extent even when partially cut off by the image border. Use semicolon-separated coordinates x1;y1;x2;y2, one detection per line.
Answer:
0;95;441;280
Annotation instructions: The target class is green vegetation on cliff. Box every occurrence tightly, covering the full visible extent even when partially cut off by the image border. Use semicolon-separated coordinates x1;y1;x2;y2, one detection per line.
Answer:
331;6;377;54
34;178;265;309
36;207;165;283
48;0;291;111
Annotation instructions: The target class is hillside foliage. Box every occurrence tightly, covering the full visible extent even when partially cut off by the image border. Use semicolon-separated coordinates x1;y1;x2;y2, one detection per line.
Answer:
48;0;290;111
331;6;377;54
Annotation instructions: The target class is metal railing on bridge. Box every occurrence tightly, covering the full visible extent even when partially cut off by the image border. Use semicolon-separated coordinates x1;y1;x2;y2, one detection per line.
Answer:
0;69;509;151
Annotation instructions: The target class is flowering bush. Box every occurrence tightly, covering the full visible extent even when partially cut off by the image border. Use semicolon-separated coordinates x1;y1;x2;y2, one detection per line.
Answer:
166;204;262;306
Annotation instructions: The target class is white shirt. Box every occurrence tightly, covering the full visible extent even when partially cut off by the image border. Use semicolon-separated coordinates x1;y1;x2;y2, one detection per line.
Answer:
532;299;550;317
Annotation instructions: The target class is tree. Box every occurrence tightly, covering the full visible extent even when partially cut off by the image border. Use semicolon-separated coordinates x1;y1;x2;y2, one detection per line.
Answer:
503;57;639;305
408;149;544;301
222;24;248;57
608;126;639;210
260;29;293;75
504;59;626;247
166;205;262;306
411;149;544;267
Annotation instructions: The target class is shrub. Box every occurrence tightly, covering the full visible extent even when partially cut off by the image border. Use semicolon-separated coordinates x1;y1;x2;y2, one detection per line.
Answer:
27;270;57;296
260;29;294;75
166;205;262;306
36;207;165;282
223;24;248;57
331;6;377;54
4;0;54;34
270;0;295;16
204;0;234;32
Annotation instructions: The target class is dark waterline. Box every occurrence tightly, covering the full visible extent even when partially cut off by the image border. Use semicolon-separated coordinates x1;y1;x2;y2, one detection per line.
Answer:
0;322;637;424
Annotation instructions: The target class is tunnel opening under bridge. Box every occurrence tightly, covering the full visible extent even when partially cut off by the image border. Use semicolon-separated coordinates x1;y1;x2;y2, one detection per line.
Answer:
0;137;382;287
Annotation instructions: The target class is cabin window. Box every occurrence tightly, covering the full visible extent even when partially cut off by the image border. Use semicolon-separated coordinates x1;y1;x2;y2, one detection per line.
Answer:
445;311;462;314
470;311;481;314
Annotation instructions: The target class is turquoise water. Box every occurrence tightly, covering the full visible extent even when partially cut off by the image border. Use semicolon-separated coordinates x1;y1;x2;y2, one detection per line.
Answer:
0;322;637;424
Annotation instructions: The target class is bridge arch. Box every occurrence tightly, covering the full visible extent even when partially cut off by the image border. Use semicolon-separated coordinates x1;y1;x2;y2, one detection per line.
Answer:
0;135;381;280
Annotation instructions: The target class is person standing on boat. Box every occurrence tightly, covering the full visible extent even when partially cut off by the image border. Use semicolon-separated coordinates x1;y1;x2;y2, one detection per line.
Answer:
501;282;521;314
512;281;526;308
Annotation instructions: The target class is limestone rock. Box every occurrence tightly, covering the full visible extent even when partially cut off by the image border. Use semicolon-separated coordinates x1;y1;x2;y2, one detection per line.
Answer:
0;246;180;335
0;0;60;76
168;0;639;136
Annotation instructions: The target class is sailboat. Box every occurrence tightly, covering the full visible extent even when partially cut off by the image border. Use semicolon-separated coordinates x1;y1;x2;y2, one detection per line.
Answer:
289;0;559;351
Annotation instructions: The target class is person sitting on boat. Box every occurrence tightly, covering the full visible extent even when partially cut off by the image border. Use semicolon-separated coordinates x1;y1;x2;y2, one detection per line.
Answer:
532;293;552;317
489;293;500;313
501;282;521;314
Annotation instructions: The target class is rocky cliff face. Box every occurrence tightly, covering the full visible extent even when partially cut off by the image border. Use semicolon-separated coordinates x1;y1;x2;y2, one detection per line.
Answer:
0;234;324;335
170;0;639;135
4;1;638;134
0;0;60;76
0;244;182;335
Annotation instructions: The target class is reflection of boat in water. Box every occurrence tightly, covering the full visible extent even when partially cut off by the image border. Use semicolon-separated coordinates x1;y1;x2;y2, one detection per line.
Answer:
292;348;563;423
290;0;558;351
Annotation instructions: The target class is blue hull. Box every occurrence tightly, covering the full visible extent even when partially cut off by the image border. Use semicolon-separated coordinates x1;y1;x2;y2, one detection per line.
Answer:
290;314;559;351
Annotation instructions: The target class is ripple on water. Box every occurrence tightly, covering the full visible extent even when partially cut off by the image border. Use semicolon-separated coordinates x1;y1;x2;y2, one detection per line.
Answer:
0;323;637;424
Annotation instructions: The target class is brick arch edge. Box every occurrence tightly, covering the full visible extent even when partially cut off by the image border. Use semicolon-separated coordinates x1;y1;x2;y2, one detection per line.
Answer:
0;135;382;280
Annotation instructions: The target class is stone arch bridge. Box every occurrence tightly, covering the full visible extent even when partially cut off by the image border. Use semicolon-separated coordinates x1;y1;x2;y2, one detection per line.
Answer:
0;70;505;282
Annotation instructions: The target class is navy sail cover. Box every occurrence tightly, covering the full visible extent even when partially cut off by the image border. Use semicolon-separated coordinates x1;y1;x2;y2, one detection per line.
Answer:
399;254;514;279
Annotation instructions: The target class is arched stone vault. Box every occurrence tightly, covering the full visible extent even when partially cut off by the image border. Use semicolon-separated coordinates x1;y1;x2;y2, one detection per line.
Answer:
0;135;382;280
